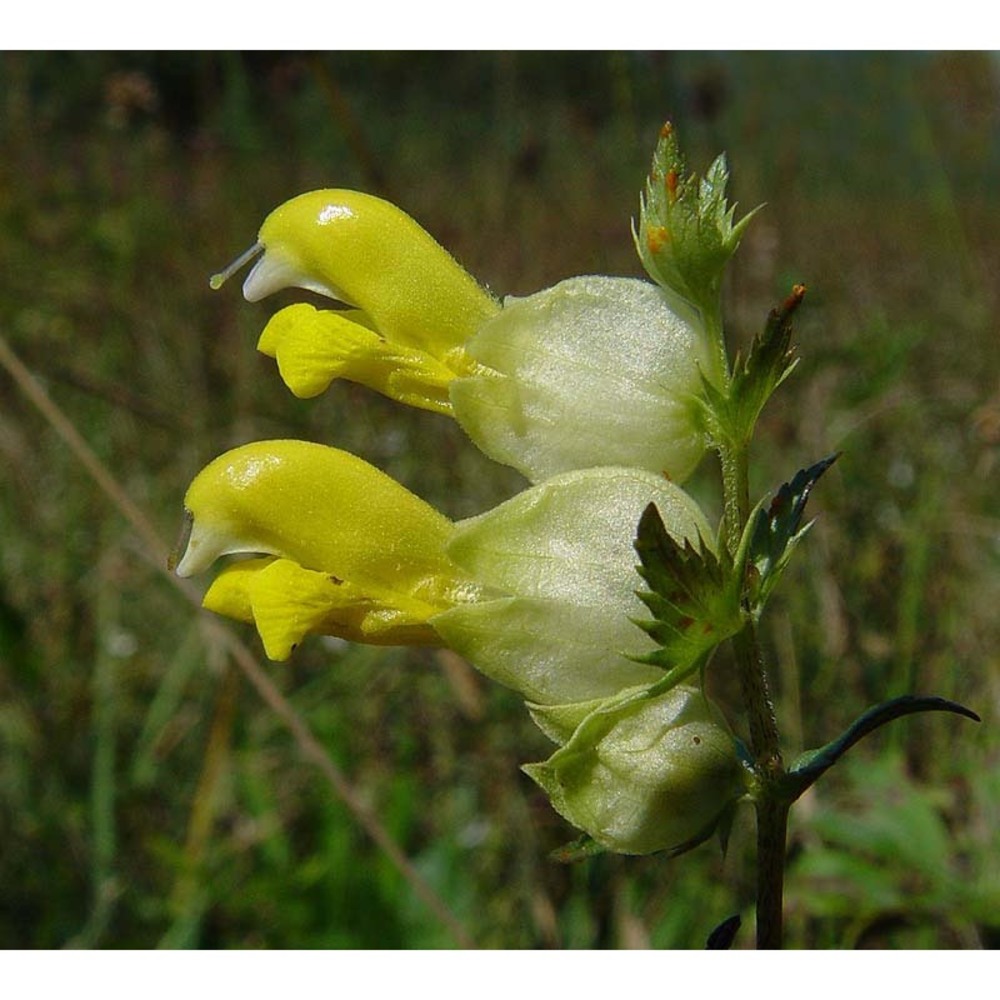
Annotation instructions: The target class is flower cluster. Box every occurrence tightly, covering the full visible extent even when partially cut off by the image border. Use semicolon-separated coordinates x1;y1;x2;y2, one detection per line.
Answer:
175;145;751;855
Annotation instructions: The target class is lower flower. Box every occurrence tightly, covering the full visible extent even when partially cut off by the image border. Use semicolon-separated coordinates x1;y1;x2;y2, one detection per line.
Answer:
174;441;713;689
172;439;484;659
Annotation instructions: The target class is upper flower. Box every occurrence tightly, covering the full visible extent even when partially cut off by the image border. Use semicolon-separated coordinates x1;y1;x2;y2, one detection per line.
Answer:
212;189;500;414
214;191;713;484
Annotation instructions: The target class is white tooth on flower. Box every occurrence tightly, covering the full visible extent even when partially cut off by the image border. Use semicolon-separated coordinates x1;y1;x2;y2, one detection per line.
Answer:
172;515;278;579
242;250;354;305
209;243;264;291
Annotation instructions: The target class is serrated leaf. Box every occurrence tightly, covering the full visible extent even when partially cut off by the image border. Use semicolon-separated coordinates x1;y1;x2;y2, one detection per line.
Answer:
632;502;743;686
780;695;980;803
745;453;839;612
731;284;804;435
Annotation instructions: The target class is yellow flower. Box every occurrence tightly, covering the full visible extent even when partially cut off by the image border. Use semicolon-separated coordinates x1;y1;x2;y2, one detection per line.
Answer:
172;439;483;659
173;442;746;854
215;192;712;483
211;189;499;414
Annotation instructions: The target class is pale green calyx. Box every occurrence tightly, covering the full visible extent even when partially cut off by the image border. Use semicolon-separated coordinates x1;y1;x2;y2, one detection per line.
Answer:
431;466;713;710
524;684;748;855
450;276;713;484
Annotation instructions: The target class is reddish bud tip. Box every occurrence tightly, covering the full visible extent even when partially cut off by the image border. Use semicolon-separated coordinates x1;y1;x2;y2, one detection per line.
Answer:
646;226;670;254
666;170;679;202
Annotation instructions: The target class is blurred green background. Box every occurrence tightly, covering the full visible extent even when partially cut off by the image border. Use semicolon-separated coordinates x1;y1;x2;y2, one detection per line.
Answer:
0;51;997;949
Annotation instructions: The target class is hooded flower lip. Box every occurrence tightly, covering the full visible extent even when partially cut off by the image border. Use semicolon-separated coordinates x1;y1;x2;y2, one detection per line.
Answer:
210;189;499;414
449;275;712;485
431;465;713;712
173;439;484;659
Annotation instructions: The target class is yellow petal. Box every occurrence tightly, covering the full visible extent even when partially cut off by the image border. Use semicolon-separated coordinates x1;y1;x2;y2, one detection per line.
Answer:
204;558;441;660
241;190;499;361
201;556;274;623
258;303;460;414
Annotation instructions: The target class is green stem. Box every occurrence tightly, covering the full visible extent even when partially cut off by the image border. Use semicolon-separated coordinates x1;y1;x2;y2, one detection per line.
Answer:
731;619;786;948
701;294;731;400
720;440;750;558
732;621;783;775
719;431;787;949
754;796;789;949
705;294;747;562
704;290;789;947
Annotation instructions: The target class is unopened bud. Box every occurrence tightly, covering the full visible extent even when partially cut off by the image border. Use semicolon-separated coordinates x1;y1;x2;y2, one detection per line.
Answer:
524;685;747;855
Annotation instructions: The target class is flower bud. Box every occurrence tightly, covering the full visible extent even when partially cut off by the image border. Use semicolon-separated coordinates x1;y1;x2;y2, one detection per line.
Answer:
634;121;758;335
524;685;747;855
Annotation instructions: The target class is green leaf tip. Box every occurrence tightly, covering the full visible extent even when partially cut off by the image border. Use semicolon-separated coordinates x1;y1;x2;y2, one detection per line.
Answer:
734;283;805;400
745;452;840;612
783;694;981;802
